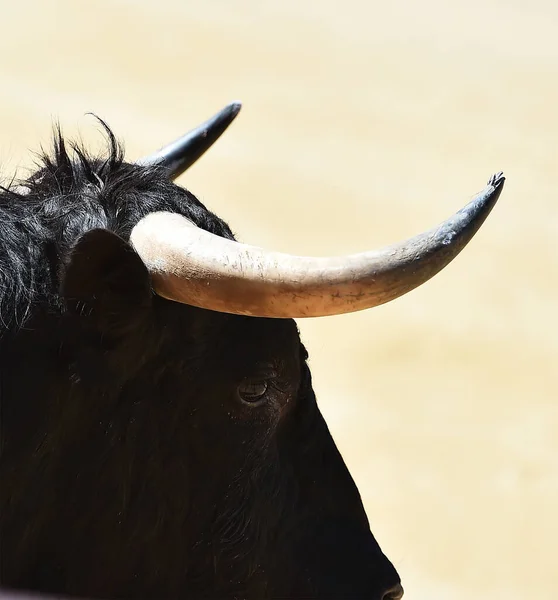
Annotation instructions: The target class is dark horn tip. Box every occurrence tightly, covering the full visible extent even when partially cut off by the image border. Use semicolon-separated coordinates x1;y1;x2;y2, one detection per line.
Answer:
137;100;243;178
217;101;242;125
227;100;242;115
488;171;505;189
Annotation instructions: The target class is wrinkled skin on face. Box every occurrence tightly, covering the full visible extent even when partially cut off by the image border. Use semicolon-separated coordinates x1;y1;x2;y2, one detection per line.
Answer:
0;130;401;599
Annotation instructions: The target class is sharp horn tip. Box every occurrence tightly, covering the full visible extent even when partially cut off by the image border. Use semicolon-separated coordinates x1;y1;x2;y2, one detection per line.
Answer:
225;100;242;116
488;171;505;189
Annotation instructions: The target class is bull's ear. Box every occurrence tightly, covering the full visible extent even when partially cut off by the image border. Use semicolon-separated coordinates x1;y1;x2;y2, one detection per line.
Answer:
61;228;152;329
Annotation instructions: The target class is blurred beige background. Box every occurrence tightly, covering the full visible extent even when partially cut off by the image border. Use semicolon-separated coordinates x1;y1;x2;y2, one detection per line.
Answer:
0;1;557;598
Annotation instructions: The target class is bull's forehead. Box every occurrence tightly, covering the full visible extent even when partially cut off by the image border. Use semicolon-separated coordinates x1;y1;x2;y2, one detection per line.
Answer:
208;313;303;375
237;313;299;353
153;300;303;373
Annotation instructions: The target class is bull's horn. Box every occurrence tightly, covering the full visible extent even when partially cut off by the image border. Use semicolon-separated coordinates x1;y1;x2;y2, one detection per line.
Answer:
130;172;505;318
137;101;242;179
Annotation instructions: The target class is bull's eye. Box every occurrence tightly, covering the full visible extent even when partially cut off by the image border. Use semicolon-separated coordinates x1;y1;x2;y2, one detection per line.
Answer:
238;379;268;404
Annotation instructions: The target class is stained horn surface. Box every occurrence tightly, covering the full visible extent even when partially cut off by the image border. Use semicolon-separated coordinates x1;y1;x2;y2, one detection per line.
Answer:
130;173;505;318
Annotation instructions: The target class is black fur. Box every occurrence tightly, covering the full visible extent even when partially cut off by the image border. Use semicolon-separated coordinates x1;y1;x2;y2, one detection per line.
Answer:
0;122;401;599
0;121;233;333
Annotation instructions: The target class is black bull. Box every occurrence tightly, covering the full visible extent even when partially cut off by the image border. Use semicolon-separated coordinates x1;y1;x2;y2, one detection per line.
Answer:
0;103;504;599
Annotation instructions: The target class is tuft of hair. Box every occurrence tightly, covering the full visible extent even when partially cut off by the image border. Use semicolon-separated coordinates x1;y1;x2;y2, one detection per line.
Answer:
0;118;233;335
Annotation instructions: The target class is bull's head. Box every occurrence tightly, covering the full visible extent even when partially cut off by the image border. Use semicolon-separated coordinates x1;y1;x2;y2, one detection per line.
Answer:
0;102;504;600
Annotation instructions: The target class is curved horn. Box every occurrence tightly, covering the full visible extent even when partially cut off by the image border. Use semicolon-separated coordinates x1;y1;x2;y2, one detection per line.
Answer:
137;101;242;179
130;172;505;319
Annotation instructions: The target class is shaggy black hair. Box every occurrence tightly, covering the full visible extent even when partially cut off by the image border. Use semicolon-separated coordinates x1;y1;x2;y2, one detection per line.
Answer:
0;120;234;334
